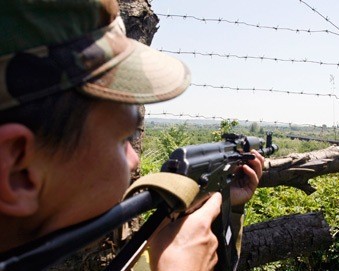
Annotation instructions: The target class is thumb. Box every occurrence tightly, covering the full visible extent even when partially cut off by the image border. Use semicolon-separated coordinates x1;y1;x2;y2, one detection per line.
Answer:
192;192;222;224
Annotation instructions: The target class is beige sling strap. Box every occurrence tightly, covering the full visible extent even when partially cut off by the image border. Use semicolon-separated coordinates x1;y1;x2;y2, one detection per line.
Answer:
121;173;200;271
123;172;199;212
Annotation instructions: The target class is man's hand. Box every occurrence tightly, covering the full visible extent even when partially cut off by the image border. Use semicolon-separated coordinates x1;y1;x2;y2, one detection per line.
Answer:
149;192;222;271
230;150;264;206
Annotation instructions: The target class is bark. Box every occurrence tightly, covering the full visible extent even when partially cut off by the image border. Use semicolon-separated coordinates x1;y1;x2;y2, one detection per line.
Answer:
118;0;159;45
238;212;333;270
261;145;339;194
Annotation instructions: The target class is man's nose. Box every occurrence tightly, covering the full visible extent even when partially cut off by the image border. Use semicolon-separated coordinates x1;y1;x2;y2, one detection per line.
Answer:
126;142;140;171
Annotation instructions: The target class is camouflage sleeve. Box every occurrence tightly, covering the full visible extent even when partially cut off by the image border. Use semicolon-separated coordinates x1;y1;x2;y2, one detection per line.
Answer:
132;249;151;271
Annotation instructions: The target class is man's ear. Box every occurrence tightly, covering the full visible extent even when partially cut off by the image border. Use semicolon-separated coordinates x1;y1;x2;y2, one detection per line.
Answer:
0;124;41;217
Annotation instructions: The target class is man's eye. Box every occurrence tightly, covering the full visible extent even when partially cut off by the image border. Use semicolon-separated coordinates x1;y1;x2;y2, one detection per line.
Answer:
127;128;144;142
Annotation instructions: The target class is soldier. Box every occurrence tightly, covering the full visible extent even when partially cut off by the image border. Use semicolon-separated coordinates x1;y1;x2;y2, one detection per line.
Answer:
0;0;263;270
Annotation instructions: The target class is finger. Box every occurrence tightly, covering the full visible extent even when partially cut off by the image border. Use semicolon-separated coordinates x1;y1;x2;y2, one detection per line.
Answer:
209;251;219;271
242;164;259;190
251;149;265;166
207;232;219;270
193;192;222;223
248;151;263;179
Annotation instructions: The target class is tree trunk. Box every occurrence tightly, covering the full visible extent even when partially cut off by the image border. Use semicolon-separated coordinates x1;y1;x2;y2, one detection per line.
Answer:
118;0;159;45
238;212;333;270
261;145;339;194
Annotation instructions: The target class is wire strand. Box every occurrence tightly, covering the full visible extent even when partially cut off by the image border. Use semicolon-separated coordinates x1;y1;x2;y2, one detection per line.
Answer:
156;13;339;36
298;0;339;32
158;49;339;67
190;83;339;99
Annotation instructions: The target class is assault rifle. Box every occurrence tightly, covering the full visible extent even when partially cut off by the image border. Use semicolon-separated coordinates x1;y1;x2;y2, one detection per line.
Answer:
0;133;278;271
161;132;278;271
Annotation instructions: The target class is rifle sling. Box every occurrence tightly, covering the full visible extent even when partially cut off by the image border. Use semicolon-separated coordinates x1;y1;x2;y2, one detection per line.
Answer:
123;172;199;212
107;173;200;271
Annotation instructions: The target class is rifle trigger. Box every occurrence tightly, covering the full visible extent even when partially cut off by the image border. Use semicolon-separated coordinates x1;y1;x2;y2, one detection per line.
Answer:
242;153;255;162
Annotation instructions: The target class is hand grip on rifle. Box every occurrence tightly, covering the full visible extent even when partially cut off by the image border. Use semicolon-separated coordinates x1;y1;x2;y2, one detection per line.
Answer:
161;132;278;271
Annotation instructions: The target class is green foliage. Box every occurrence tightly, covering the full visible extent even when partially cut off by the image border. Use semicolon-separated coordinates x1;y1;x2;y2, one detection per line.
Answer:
156;123;193;158
140;149;162;175
250;122;260;133
245;174;339;227
212;119;239;141
269;137;331;157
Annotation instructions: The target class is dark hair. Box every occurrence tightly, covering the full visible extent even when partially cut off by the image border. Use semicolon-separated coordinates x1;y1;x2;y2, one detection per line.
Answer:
0;88;96;154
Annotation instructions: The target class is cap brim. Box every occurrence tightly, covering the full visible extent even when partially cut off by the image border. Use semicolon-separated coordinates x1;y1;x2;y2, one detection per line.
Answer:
0;16;191;110
82;39;191;104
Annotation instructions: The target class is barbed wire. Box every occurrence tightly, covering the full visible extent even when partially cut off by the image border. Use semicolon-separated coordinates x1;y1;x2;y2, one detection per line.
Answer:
158;48;339;67
145;112;338;130
154;4;339;128
156;13;339;36
298;0;339;32
190;83;339;100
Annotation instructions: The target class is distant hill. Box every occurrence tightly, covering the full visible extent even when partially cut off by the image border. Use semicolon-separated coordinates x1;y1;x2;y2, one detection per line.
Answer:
145;117;219;125
144;117;290;127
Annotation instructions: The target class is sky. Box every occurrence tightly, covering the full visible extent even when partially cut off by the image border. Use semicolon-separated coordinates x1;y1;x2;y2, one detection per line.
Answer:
145;0;339;127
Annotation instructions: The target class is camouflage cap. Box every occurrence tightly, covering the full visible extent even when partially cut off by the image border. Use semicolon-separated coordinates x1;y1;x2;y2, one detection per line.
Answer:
0;0;191;110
